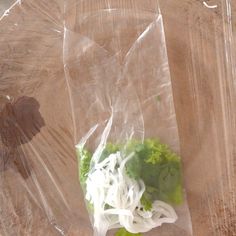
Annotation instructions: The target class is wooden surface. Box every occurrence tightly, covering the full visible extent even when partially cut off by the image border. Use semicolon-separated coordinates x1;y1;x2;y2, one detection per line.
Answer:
0;0;236;235
160;1;236;235
0;0;15;16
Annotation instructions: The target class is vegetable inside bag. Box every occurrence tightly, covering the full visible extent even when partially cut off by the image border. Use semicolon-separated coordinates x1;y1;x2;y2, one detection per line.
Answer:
63;1;192;235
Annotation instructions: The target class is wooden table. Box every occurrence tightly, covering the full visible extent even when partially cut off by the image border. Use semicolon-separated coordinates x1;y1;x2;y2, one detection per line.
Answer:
0;0;235;235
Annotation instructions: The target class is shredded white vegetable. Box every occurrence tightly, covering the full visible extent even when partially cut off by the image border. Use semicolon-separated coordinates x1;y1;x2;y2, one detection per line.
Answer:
85;151;178;236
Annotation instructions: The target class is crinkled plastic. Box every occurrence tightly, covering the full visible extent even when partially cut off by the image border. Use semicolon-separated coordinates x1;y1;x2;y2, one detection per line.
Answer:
0;1;90;235
63;0;192;235
160;1;236;235
1;0;236;235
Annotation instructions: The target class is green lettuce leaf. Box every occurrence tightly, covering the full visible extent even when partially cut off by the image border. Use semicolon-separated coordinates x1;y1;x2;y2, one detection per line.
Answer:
115;228;142;236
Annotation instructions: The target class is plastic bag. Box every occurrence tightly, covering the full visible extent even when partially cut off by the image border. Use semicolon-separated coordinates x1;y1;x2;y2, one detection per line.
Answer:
2;0;235;235
160;1;236;235
0;1;91;235
63;1;192;235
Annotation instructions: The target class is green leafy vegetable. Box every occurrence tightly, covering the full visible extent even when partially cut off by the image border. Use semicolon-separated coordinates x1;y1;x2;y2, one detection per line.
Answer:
156;95;161;102
76;148;92;185
77;138;183;208
140;192;152;211
125;153;142;180
77;139;183;236
124;139;183;205
100;142;120;162
115;228;142;236
77;143;120;184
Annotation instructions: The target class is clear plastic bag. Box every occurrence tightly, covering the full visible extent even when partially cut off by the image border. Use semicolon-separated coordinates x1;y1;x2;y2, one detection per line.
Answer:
0;1;91;235
159;1;236;235
63;1;192;235
1;0;235;235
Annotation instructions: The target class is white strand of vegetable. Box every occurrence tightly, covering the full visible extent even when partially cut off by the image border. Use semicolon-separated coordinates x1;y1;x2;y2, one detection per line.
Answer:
85;151;178;235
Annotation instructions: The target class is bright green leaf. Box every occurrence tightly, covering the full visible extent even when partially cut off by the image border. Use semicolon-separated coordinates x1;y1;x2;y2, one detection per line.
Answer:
115;228;142;236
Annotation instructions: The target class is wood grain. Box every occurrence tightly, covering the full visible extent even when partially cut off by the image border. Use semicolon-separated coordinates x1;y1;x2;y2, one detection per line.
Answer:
160;0;236;235
0;0;236;235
